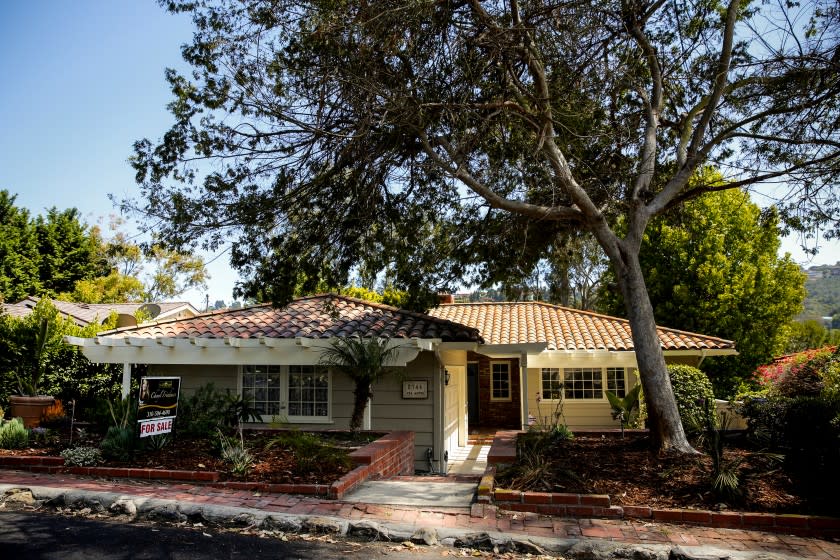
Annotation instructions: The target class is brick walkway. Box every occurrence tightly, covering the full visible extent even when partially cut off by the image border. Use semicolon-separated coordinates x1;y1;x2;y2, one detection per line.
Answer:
2;469;839;559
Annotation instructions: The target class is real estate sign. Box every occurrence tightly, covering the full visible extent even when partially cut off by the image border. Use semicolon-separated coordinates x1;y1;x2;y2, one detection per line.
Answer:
137;376;180;437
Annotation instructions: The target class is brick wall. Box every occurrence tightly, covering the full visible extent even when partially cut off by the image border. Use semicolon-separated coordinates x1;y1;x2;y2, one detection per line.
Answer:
469;352;521;428
330;430;415;499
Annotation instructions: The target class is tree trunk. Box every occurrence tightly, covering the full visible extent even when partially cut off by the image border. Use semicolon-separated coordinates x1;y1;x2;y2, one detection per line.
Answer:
350;383;372;432
613;247;697;454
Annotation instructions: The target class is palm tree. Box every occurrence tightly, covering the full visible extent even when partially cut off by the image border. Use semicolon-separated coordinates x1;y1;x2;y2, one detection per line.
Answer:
319;336;402;432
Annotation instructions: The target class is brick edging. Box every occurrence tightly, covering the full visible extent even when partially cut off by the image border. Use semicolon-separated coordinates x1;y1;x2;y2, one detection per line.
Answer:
483;433;840;536
0;430;415;500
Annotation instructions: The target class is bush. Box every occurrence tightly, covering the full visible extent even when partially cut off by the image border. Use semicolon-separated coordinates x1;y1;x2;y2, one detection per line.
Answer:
100;426;138;461
0;418;29;449
267;430;352;476
60;446;102;467
667;365;717;431
176;383;233;439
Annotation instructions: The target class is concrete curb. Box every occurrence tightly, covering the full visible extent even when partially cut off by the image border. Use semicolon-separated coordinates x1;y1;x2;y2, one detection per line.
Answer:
0;484;806;560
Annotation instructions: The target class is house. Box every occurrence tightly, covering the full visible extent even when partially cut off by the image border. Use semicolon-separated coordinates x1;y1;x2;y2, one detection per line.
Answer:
64;294;735;472
2;296;200;327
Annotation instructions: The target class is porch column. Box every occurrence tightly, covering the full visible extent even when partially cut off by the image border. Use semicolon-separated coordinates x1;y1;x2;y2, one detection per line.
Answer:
121;363;131;398
520;353;529;429
363;398;372;430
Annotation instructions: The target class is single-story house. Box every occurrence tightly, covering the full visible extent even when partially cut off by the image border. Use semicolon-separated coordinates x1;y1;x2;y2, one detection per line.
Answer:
3;296;200;328
65;294;735;472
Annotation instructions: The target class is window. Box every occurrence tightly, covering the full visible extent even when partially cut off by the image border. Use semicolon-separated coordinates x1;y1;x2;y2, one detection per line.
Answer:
540;368;562;400
563;368;603;399
288;365;330;418
606;368;626;397
241;365;330;421
491;362;511;400
242;365;283;416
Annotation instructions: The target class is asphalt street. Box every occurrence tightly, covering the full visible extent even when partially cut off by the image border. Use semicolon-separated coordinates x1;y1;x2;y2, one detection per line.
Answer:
0;510;454;559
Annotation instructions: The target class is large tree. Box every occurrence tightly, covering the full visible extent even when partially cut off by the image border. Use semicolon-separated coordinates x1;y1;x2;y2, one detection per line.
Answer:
0;191;40;302
129;1;840;453
600;184;806;397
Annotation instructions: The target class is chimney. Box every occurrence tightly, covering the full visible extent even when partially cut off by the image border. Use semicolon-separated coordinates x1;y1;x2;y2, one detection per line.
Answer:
438;293;455;305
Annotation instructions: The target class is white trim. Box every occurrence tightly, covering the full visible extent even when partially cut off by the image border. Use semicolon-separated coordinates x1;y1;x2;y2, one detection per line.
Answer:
489;360;512;402
238;364;333;423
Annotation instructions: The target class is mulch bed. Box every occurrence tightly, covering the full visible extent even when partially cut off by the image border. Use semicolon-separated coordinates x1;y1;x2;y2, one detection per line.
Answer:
495;433;805;514
0;430;377;485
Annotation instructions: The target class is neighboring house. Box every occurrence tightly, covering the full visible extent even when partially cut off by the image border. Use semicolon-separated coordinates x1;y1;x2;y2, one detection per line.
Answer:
65;294;735;473
2;296;200;327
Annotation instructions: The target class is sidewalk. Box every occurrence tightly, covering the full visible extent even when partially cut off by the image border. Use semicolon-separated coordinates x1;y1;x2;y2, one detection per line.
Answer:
1;468;838;559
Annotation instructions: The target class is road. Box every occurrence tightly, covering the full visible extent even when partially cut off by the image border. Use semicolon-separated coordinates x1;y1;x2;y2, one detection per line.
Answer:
0;510;453;559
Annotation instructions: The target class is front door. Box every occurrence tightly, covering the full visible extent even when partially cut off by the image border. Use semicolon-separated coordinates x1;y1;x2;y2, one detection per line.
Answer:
467;361;479;425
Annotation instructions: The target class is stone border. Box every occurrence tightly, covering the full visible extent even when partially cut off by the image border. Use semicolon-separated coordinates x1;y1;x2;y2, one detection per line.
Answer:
0;430;415;499
482;430;840;536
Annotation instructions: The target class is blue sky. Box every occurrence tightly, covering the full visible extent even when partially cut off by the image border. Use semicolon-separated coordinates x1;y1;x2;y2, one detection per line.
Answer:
1;1;837;310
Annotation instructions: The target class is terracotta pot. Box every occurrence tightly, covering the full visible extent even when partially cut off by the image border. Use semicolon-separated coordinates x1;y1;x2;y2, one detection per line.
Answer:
8;395;55;428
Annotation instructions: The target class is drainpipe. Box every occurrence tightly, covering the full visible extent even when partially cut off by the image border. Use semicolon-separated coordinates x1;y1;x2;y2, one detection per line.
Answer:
519;352;529;430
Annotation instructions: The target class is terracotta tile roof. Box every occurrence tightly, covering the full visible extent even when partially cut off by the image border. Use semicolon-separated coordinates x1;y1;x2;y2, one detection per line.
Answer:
101;294;482;342
429;302;735;352
2;296;197;326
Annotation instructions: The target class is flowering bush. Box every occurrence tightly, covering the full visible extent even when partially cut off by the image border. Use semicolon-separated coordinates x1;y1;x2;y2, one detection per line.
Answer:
60;446;102;467
752;346;838;397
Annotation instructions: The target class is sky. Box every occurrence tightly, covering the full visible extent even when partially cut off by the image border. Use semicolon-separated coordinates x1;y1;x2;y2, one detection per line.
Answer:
0;1;838;310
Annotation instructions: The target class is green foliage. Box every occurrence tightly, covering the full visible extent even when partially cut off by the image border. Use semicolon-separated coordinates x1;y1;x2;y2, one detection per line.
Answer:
601;186;806;397
0;191;40;302
218;429;254;476
666;365;717;432
606;384;642;437
100;426;138;461
802;273;840;319
0;417;29;449
319;336;403;431
145;434;171;451
0;300;124;407
107;397;136;430
740;394;840;512
176;383;262;439
266;430;351;477
60;446;102;467
34;207;107;296
785;320;840;354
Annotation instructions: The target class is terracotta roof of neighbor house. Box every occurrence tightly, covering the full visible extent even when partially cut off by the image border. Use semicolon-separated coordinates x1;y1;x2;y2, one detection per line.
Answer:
1;296;197;327
429;301;735;352
99;294;483;342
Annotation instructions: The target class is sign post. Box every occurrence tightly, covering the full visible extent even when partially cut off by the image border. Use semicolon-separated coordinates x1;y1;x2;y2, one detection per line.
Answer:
137;377;180;438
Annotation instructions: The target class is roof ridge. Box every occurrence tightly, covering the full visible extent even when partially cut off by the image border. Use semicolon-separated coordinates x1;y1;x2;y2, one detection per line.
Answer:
99;301;274;335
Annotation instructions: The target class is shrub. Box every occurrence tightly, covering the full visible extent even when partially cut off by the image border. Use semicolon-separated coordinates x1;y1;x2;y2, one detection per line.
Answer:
100;426;138;461
177;383;236;439
0;418;29;449
267;430;352;476
667;365;717;431
218;429;254;477
60;446;102;467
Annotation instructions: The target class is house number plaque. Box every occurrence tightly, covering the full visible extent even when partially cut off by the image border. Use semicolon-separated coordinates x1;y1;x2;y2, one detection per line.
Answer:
402;380;428;399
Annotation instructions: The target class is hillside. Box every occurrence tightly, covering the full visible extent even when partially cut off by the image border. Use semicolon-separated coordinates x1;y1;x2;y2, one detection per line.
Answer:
802;267;840;320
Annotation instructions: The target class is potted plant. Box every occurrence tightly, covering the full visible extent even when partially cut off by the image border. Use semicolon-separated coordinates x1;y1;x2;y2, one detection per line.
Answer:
9;317;55;427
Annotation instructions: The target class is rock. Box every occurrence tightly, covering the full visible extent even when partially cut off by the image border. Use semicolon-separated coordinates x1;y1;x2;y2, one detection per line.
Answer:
410;527;438;546
261;515;302;533
146;504;186;523
109;498;137;519
512;539;545;555
566;540;667;560
454;532;495;551
3;489;36;506
231;513;256;527
349;520;390;541
303;516;346;535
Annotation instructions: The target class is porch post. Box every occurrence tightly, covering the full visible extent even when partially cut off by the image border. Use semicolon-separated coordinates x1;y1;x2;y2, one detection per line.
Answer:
363;398;371;430
121;363;131;398
520;353;529;429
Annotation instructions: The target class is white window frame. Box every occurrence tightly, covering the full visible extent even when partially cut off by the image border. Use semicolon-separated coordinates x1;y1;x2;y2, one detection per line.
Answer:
239;365;332;423
490;361;512;401
606;367;627;398
550;367;630;401
540;367;563;400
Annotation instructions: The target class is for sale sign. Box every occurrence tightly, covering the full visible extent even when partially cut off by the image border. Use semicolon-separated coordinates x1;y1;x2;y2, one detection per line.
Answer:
137;377;180;437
